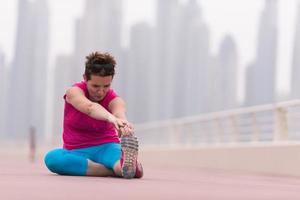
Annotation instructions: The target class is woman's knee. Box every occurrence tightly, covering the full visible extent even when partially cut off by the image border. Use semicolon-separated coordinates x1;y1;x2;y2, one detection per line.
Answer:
44;149;67;174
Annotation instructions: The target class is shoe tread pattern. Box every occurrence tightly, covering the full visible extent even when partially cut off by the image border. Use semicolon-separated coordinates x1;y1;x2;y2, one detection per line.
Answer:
121;135;138;179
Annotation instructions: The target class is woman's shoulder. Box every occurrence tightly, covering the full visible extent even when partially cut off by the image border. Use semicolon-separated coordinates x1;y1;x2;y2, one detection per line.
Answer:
107;88;117;97
72;81;88;95
72;81;87;90
64;81;88;100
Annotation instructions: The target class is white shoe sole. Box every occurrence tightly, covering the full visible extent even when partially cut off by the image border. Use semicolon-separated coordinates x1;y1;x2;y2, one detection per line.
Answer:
121;136;138;179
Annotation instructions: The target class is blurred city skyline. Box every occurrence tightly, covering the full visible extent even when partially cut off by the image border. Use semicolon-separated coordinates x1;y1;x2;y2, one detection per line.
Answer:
0;0;300;142
0;0;298;96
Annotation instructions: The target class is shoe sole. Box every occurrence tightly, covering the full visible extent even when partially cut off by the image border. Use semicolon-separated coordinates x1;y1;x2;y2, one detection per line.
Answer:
121;135;138;179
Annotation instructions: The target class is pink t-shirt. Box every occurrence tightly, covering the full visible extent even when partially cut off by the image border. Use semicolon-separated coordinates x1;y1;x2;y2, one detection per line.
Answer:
62;81;120;150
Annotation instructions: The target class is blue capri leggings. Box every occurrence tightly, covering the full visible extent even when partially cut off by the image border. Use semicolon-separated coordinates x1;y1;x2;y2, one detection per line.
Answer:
44;143;121;176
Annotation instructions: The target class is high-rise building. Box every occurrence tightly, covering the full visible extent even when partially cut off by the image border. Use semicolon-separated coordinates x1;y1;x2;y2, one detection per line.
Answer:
52;55;73;144
156;0;212;119
207;56;222;112
174;0;211;116
245;0;278;105
217;35;238;110
71;0;123;87
155;0;181;120
127;22;155;122
291;3;300;99
0;51;5;137
6;0;49;140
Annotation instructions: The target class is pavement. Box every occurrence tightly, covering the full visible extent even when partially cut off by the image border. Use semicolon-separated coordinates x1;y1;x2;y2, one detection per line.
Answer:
1;153;300;200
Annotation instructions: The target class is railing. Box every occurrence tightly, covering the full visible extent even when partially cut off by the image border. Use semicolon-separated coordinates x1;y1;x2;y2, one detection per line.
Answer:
136;99;300;148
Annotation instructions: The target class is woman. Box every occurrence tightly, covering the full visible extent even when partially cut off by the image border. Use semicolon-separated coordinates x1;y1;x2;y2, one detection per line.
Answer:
44;52;143;179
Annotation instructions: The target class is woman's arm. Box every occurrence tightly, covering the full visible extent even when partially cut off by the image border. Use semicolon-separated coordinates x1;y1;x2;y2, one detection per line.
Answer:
65;87;123;129
109;97;127;120
109;97;134;135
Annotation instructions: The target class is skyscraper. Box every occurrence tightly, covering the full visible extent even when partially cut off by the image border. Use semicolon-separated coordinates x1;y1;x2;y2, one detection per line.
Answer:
291;3;300;99
71;0;123;86
156;0;212;119
127;22;155;122
155;0;181;120
217;35;238;110
0;51;5;137
6;0;49;140
52;55;73;143
245;0;278;105
174;0;211;116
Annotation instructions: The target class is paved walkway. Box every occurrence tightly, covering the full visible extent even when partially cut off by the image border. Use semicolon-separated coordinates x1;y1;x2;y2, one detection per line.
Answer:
1;156;300;200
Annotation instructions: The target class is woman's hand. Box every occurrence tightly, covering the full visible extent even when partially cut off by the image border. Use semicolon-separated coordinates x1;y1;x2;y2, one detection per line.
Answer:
107;114;134;136
117;120;134;137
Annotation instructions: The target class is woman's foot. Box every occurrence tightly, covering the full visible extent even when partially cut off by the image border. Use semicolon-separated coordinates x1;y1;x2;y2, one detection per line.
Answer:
120;135;139;179
134;161;143;178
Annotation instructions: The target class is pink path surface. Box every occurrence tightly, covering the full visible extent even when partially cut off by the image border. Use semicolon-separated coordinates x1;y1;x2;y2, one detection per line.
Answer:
1;157;300;200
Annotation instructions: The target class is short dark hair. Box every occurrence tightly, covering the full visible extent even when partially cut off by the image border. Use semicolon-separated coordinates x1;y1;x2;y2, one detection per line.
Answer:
84;52;116;80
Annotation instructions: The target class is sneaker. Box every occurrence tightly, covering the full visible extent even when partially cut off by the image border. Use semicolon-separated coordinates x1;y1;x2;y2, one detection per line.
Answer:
120;135;139;179
134;161;143;178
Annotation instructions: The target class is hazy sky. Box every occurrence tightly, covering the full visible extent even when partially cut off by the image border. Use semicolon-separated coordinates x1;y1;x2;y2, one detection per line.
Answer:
0;0;298;97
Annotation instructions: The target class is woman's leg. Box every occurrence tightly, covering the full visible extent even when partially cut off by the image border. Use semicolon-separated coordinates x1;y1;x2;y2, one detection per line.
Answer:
92;143;122;176
92;141;142;178
113;161;122;176
86;159;114;176
44;148;114;176
44;148;87;175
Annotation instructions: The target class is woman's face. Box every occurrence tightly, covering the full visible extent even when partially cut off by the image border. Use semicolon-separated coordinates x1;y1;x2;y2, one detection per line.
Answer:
84;74;113;102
